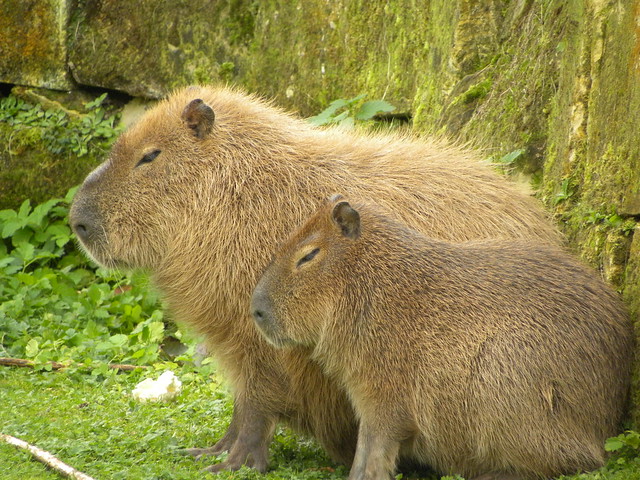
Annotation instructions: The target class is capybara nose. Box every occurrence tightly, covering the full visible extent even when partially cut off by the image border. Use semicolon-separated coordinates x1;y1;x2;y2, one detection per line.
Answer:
252;308;268;325
69;202;102;247
70;214;97;244
72;222;89;241
251;287;274;328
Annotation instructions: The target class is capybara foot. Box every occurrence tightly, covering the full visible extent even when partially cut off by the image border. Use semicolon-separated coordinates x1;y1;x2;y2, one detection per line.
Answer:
181;420;240;458
201;433;270;473
180;445;223;459
180;435;236;458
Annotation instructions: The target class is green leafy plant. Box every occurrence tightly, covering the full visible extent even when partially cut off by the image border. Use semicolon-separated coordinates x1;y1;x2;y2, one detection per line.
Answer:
603;431;640;472
554;177;576;205
0;92;121;158
582;210;636;235
605;431;640;456
0;189;166;369
308;94;396;128
491;148;526;174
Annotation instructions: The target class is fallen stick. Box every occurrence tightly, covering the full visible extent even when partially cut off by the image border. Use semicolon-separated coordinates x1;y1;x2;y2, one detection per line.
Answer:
0;357;146;371
1;433;97;480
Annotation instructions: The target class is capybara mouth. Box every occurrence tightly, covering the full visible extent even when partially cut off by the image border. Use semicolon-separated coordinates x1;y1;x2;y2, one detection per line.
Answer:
255;323;296;349
264;335;298;349
73;237;129;271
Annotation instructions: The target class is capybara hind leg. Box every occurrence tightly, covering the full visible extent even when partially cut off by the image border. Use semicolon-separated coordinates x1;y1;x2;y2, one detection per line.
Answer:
471;473;522;480
348;422;400;480
204;408;276;473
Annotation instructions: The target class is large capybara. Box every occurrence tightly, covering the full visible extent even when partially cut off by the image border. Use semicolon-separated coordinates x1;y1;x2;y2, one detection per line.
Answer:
251;195;633;480
69;85;561;472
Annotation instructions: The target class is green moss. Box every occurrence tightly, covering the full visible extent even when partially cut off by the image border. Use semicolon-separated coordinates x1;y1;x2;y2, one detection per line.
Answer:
448;0;572;173
68;1;258;97
241;1;459;119
624;229;640;427
226;0;257;45
0;0;72;89
458;79;492;104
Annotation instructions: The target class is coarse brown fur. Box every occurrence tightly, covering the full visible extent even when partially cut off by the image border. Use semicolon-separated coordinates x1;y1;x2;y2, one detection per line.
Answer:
69;85;560;472
251;196;633;480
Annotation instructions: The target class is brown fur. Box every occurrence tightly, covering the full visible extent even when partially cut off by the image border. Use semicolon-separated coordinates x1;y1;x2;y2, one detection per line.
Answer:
69;85;560;472
251;196;633;480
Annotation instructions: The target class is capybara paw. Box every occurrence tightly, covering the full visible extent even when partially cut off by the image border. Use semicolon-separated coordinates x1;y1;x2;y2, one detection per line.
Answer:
179;446;222;459
181;432;238;458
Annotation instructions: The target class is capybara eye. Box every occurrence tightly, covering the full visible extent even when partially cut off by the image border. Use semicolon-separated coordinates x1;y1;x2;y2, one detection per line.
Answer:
296;248;320;268
136;149;161;168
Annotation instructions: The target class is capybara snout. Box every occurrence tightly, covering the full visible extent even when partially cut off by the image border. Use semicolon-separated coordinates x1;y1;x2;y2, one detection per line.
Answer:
250;285;282;346
69;185;109;265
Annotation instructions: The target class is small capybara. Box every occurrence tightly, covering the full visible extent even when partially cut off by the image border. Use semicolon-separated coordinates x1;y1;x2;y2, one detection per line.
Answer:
251;195;632;480
69;85;560;472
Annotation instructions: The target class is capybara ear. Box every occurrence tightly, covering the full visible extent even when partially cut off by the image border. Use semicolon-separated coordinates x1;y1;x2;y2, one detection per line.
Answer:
181;98;215;139
332;201;360;239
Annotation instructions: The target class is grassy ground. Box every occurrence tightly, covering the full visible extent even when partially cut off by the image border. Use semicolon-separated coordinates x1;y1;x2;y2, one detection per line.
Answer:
0;366;348;480
2;366;640;480
0;368;345;480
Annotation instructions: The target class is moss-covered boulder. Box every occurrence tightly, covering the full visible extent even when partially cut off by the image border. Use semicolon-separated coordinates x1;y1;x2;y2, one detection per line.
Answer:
67;0;255;97
0;0;73;90
243;1;464;118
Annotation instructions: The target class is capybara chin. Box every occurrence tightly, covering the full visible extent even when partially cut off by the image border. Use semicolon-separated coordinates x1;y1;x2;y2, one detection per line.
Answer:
69;85;560;472
251;195;632;480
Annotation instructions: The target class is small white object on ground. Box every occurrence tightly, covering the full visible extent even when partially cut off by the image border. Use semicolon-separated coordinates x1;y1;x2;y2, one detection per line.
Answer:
132;370;182;402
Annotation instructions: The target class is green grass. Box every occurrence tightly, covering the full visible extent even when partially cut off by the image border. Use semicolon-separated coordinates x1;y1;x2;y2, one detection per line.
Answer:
2;367;640;480
0;366;348;480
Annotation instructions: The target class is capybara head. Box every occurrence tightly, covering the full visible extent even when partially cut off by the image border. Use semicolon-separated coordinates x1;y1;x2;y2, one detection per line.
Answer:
252;194;361;347
70;93;219;269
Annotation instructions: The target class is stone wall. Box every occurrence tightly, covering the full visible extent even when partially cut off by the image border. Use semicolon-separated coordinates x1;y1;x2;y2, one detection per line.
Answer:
0;0;73;90
2;0;640;417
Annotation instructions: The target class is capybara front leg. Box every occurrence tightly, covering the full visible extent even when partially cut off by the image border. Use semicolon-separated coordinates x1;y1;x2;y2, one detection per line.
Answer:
348;422;400;480
181;397;242;457
204;406;276;473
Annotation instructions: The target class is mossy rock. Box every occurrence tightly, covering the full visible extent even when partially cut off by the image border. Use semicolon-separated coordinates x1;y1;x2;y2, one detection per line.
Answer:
0;0;73;89
67;0;256;98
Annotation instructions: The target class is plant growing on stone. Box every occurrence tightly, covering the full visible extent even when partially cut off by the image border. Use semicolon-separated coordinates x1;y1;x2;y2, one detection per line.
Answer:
308;94;395;127
0;92;121;158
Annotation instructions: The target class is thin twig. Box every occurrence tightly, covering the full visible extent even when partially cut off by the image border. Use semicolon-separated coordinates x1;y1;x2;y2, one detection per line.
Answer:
0;357;147;371
12;86;83;119
1;433;97;480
